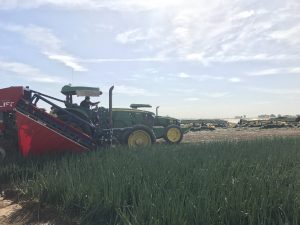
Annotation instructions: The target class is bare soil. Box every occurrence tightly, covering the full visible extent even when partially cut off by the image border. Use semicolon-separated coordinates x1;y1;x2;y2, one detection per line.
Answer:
0;197;22;225
183;127;300;143
0;192;74;225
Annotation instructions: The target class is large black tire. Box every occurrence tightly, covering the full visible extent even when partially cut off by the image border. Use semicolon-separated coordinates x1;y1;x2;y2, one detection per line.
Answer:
122;125;156;148
163;125;183;144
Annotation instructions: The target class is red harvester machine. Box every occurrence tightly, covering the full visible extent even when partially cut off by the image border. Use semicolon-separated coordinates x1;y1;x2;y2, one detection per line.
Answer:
0;86;118;158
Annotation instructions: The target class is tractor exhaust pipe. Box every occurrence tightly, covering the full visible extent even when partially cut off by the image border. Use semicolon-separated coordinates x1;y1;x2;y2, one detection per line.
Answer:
156;106;160;116
109;86;114;129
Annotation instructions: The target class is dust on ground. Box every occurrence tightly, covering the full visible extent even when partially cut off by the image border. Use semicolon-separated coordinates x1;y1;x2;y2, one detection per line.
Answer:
183;127;300;143
0;193;74;225
0;197;22;225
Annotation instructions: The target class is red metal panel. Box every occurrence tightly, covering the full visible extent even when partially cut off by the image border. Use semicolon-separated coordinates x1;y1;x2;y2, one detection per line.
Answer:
15;111;89;156
0;87;24;112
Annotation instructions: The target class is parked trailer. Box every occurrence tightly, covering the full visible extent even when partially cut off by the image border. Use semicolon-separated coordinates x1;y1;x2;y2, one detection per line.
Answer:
0;86;157;157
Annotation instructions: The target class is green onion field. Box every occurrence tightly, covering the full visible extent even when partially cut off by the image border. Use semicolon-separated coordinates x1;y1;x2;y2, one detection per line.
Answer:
1;138;300;225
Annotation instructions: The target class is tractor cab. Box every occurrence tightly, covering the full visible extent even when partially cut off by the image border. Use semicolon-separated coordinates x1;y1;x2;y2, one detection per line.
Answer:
60;85;103;119
56;85;107;133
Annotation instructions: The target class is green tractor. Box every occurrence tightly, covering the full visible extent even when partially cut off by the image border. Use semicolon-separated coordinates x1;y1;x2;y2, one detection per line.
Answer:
56;85;187;147
113;104;187;144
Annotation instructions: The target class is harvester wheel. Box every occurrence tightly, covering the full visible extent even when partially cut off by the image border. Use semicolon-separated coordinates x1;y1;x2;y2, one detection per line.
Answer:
123;125;156;148
0;147;6;161
163;125;183;144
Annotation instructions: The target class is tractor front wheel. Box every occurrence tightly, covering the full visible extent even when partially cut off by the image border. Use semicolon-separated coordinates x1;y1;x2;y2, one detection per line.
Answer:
163;125;183;144
123;125;156;148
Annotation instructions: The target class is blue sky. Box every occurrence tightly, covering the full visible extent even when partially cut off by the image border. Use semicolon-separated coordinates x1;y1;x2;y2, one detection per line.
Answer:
0;0;299;118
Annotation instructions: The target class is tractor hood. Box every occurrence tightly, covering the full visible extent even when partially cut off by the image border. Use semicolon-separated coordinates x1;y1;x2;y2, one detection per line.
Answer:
155;115;181;126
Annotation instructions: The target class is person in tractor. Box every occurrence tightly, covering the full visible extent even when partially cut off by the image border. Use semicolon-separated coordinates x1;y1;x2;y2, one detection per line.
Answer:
80;96;100;109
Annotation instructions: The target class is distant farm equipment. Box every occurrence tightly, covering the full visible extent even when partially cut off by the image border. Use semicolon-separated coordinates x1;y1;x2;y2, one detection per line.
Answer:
236;117;299;129
181;119;229;132
181;117;300;131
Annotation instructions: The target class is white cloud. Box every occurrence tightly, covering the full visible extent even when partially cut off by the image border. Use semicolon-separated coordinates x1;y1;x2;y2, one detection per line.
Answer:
248;67;300;76
198;75;224;81
115;29;145;44
79;57;168;63
228;77;241;83
0;60;65;83
205;92;229;98
46;53;87;72
185;97;199;101
178;73;191;78
289;67;300;73
0;23;87;71
205;54;294;64
233;10;255;20
270;26;300;44
250;87;300;95
253;101;272;105
174;73;225;82
0;0;95;10
231;9;268;21
113;85;158;97
116;28;161;44
0;0;186;11
1;0;299;66
144;68;158;74
184;92;230;99
185;53;204;62
248;69;281;76
175;73;225;82
1;23;61;51
112;1;299;64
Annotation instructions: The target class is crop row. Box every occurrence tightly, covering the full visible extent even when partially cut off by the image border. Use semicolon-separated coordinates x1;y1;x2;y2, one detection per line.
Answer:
1;138;300;225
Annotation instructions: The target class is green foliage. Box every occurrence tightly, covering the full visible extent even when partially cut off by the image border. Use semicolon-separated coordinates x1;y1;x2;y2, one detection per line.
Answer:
1;138;300;225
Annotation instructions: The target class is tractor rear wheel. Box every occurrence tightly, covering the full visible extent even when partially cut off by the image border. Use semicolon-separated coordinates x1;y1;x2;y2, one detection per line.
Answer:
163;125;183;144
123;125;156;148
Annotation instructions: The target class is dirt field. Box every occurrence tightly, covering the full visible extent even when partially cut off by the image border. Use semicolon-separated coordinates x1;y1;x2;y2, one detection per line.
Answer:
183;127;300;143
0;195;68;225
0;197;21;225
